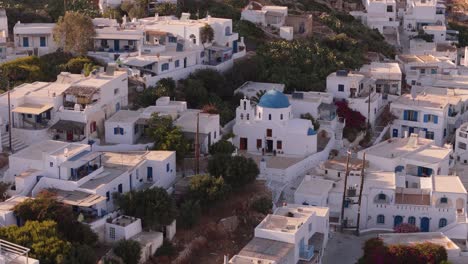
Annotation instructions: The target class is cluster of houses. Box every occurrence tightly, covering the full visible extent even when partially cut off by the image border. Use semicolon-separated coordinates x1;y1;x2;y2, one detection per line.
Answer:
0;0;467;263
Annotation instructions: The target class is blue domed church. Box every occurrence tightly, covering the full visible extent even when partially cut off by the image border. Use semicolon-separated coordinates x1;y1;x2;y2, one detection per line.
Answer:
233;89;318;156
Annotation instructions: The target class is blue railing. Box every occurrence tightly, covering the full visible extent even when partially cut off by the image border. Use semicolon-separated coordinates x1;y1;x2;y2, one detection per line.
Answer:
299;244;315;260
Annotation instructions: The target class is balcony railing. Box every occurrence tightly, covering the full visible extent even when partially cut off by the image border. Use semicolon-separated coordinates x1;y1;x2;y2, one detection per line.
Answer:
299;244;315;261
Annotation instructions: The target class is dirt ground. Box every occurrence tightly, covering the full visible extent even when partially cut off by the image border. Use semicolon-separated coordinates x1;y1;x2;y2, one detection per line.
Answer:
151;180;272;263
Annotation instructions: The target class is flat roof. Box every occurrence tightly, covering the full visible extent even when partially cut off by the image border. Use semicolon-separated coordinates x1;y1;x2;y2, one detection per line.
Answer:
173;110;219;134
72;70;126;88
13;23;55;35
295;176;334;196
11;140;88;161
237;237;294;263
79;167;126;191
49;189;106;207
234;81;285;98
106;110;141;123
379;232;458;250
360;62;402;77
322;156;367;171
397;54;439;64
0;196;29;212
12;103;53;115
433;176;467;194
393;91;460;109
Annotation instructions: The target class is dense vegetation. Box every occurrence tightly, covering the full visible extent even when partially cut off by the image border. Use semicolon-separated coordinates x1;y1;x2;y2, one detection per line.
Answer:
449;22;468;48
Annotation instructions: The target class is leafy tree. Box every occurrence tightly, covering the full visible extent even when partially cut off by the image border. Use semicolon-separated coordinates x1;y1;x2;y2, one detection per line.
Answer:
145;113;190;160
53;12;96;55
200;24;214;47
134;78;176;108
188;174;230;206
207;154;232;177
180;78;209;108
251;90;266;104
155;239;176;257
67;0;100;18
300;113;320;131
63;57;94;74
0;182;10;201
113;239;141;264
62;244;97;264
335;100;366;130
251;196;272;214
209;140;235;155
154;3;177;16
225;156;259;188
177;199;201;228
0;220;71;264
113;187;177;230
155;78;176;98
189;69;230;98
13;190;98;245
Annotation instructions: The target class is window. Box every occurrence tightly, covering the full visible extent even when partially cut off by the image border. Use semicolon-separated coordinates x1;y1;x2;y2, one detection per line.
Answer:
109;227;116;240
247;114;249;120
161;63;169;71
268;114;271;120
49;162;53;167
259;113;261;119
403;110;418;121
168;36;177;43
243;101;246;110
240;113;244;120
90;121;97;133
308;223;312;232
338;84;345;92
377;215;385;224
458;142;467;150
426;131;434;140
266;129;272;137
106;191;110;201
423;114;438;124
114;88;119;95
200;51;205;58
118;184;123;193
114;127;124;135
420;69;426;74
23;37;29;47
431;69;437;74
408;216;416;225
411;80;416;85
439;218;447;228
27;114;32;118
256;139;262;148
175;60;180;68
147;167;153;181
166;163;170;172
134;124;139;134
459;132;468;138
225;26;231;36
280;114;283;120
440;197;448;204
214;131;217;139
40;37;46;47
337;172;341;177
387;5;393;12
378;193;387;201
277;140;282;150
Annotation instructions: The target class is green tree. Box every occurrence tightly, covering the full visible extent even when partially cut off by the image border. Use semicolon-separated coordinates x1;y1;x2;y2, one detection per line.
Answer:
145;113;190;160
209;140;235;155
113;187;177;230
62;244;97;264
134;78;176;108
300;113;320;131
207;153;232;177
225;156;259;188
63;57;94;74
251;196;272;214
181;78;209;108
113;239;141;264
13;190;98;245
188;174;230;206
177;199;201;228
251;90;266;104
154;3;177;16
200;24;214;47
0;220;71;264
53;12;96;55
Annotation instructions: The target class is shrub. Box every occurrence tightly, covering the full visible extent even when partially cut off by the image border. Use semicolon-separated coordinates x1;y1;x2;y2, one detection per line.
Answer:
63;57;94;74
251;196;272;214
177;199;202;228
343;127;358;143
209;140;235;155
155;239;176;257
224;156;259;189
394;223;420;233
113;239;141;264
188;174;230;206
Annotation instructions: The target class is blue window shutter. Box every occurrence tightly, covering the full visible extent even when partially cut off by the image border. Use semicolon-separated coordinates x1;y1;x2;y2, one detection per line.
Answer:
414;111;418;121
120;127;124;135
417;167;422;176
114;127;118;134
423;114;428;123
403;110;408;120
433;115;438;124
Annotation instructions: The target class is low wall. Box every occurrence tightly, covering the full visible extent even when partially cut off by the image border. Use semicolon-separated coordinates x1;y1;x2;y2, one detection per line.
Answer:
12;127;50;146
92;143;153;152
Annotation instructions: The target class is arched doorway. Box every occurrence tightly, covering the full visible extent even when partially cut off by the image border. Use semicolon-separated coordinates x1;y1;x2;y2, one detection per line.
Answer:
420;217;430;232
456;198;465;214
394;215;403;228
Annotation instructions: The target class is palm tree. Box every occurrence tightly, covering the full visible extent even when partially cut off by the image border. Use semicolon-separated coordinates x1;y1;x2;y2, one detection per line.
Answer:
251;90;267;104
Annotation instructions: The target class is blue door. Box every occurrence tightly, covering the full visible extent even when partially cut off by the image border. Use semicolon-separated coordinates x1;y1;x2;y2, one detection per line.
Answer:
114;40;120;52
147;167;153;181
115;102;120;111
409;127;415;135
392;129;398;138
23;37;29;47
129;174;133;190
420;217;430;232
233;40;238;53
394;215;403;228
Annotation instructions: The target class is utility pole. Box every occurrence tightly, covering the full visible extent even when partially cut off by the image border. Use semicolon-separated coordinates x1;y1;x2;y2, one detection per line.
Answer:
367;86;371;130
356;152;366;236
7;80;12;153
340;150;352;232
195;112;200;174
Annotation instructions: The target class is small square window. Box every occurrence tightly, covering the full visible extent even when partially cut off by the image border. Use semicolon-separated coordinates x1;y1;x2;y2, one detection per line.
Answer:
49;162;53;167
338;84;345;92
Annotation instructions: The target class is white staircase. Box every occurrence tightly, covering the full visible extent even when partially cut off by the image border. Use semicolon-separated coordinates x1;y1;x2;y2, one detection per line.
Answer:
1;133;27;152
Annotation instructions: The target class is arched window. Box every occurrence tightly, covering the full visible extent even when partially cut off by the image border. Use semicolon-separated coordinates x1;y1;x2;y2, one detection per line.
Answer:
225;26;231;36
377;215;385;224
259;113;261;119
189;34;196;44
378;193;387;201
280;114;283;120
247;114;250;120
243;101;246;110
268;114;272;120
408;216;416;225
440;197;448;204
240;114;244;120
439;218;447;228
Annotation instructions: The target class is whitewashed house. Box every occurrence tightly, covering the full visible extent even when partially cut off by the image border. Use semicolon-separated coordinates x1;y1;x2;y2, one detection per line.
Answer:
233;90;318;157
455;122;468;164
294;134;467;235
241;2;288;29
13;22;57;56
350;0;399;34
0;9;7;60
422;25;459;45
359;62;402;97
389;88;465;146
396;54;458;86
229;204;329;264
403;0;446;32
409;39;459;64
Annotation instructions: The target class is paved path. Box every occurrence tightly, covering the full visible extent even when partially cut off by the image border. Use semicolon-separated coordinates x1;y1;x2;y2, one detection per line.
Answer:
323;232;377;264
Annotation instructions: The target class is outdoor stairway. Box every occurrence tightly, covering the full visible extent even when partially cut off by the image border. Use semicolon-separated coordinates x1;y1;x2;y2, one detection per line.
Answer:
1;133;27;152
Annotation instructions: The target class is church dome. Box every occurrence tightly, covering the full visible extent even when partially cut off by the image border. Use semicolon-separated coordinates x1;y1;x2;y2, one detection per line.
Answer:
258;90;290;109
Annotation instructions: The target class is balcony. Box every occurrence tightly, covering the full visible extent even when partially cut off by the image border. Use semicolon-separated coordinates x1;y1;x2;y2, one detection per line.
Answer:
299;244;315;261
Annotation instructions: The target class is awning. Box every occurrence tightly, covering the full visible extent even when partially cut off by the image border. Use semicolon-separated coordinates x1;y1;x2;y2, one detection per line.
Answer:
50;120;86;131
12;103;53;115
51;189;107;207
124;58;155;68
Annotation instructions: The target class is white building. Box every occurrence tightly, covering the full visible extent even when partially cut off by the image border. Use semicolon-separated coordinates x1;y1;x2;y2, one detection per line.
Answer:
0;67;129;148
409;39;459;64
234;81;285;99
104;97;220;153
229;204;329;264
13;22;57;56
390;88;466;146
233;90;318;157
3;140;176;221
351;0;399;34
455;122;468;165
295;134;467;236
241;2;288;29
0;238;39;264
396;54;458;86
360;62;403;96
403;0;446;32
422;25;459;45
0;9;7;60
